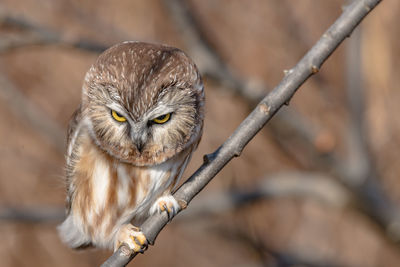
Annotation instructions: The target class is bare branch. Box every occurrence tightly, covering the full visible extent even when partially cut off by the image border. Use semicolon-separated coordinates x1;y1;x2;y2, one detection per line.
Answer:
345;24;369;187
0;14;108;53
0;206;64;223
101;0;382;266
178;172;351;220
162;0;265;102
342;22;400;240
219;224;344;267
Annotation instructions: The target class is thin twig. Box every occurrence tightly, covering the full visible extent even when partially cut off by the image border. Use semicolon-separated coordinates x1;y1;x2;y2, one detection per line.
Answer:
0;14;108;53
101;1;382;266
343;23;400;239
178;171;351;220
345;13;370;193
0;206;64;223
218;224;344;267
162;0;266;102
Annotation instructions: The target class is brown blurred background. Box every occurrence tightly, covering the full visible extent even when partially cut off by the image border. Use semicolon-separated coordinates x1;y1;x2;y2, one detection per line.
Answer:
0;0;399;266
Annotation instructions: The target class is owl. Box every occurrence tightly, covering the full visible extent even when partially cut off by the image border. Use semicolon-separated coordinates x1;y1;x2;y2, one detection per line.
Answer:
58;41;204;252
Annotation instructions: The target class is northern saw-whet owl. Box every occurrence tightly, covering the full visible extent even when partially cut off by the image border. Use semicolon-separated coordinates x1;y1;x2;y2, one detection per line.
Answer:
58;41;204;252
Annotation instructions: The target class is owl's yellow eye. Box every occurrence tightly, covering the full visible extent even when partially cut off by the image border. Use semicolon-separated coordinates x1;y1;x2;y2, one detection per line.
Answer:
152;113;171;124
111;110;127;122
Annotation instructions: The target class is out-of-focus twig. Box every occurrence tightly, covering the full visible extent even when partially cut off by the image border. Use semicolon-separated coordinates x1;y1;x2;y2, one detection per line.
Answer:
345;15;370;191
0;206;64;223
0;14;108;53
101;1;382;266
343;24;400;239
162;0;266;102
178;171;351;220
0;74;65;153
218;224;344;267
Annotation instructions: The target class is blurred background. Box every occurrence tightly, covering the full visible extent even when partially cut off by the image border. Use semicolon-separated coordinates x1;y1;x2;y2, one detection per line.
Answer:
0;0;399;266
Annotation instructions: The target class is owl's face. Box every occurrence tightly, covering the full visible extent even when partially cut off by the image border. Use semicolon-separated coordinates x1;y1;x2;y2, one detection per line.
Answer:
81;42;204;166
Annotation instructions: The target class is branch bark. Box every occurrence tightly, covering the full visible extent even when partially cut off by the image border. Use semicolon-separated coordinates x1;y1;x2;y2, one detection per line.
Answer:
101;0;383;266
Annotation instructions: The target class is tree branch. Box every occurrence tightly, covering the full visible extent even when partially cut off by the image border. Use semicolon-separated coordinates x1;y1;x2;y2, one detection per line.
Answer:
177;172;351;221
218;224;343;267
0;206;64;223
0;14;108;53
162;0;265;102
343;20;400;240
101;0;382;266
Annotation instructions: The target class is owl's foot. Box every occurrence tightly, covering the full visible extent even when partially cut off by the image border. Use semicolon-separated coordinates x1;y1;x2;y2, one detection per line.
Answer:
115;224;148;253
150;195;181;219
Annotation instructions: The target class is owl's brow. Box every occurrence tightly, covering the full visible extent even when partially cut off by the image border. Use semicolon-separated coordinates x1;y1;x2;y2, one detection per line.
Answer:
101;84;122;102
155;82;175;101
160;80;178;90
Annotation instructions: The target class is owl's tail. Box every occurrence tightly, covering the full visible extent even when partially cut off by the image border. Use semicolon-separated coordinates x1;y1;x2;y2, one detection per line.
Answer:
57;215;92;249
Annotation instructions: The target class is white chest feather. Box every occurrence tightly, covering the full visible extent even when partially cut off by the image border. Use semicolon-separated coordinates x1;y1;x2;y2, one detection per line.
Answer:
114;158;183;221
92;159;111;211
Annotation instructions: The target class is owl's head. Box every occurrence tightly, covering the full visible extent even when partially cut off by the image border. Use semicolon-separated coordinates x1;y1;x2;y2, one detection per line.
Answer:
81;42;204;166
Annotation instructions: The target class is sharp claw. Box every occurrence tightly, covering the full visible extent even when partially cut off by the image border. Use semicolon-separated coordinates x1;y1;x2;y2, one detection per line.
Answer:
116;224;148;253
168;210;174;221
166;205;172;214
154;196;179;219
136;233;147;246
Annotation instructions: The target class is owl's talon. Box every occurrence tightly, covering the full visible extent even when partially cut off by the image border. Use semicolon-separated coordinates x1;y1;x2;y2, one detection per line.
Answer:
160;201;169;212
150;195;180;219
135;232;147;246
159;201;174;219
115;224;148;253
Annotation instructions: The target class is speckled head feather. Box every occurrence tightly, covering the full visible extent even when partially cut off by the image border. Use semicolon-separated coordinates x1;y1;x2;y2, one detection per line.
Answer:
81;42;204;166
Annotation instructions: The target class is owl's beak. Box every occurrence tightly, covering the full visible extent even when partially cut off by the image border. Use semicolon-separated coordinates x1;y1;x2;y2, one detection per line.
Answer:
130;126;147;153
132;135;145;153
135;139;145;153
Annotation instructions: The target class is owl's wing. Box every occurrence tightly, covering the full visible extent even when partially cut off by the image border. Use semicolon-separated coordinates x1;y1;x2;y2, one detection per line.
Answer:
66;104;82;149
65;105;82;214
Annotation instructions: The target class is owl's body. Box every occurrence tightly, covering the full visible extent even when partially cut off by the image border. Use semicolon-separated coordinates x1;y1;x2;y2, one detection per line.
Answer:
58;42;204;251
